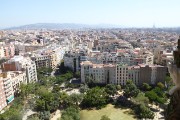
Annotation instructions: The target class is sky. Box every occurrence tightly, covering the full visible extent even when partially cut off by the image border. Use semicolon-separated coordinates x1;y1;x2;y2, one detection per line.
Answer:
1;0;180;28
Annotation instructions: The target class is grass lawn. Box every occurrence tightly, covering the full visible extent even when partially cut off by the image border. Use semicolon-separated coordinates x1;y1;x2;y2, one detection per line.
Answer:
80;104;136;120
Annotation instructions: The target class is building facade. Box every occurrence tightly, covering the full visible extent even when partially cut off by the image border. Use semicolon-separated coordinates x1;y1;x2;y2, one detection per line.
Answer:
31;55;51;69
116;63;129;85
81;61;167;86
0;73;14;106
1;56;37;83
81;61;115;84
0;77;7;111
128;66;140;85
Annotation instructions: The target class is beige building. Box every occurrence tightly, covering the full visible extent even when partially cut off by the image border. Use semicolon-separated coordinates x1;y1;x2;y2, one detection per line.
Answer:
81;61;167;86
32;46;65;70
128;66;140;85
50;52;58;69
81;61;115;84
116;63;129;85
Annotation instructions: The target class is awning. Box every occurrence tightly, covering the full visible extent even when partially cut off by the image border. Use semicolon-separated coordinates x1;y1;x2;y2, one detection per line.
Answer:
7;95;14;104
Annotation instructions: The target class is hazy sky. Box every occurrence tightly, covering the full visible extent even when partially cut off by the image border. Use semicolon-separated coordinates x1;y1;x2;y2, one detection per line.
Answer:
1;0;180;28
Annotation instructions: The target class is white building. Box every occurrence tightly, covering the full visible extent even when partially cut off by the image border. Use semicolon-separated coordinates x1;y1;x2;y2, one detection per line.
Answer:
31;54;51;69
9;71;27;94
0;73;14;105
0;46;5;58
2;56;37;83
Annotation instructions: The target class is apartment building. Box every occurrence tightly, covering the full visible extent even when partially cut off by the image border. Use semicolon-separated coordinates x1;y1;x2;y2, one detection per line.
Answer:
81;61;115;84
128;66;140;85
116;63;129;85
81;61;93;83
0;46;5;58
0;77;7;111
64;50;88;72
0;73;14;105
0;71;27;111
1;56;37;83
104;64;116;84
64;53;77;72
144;54;154;65
81;61;167;86
10;71;27;94
0;44;15;59
50;52;58;69
31;45;66;70
138;64;167;85
31;54;51;69
153;65;167;84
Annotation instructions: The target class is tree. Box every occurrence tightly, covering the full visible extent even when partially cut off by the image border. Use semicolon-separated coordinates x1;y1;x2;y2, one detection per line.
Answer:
61;107;80;120
116;85;121;91
57;60;72;74
37;67;53;74
49;97;59;112
165;76;173;90
68;93;84;106
157;82;165;90
81;87;108;109
142;83;151;91
52;85;61;93
0;97;23;120
132;92;149;105
27;115;40;120
54;72;73;84
135;104;154;119
79;84;89;93
35;99;45;111
20;83;35;98
20;84;29;98
165;76;172;83
145;89;166;104
59;92;69;107
124;80;140;98
105;84;117;96
37;67;53;80
35;86;60;112
145;90;158;101
74;71;81;78
39;111;50;120
100;115;111;120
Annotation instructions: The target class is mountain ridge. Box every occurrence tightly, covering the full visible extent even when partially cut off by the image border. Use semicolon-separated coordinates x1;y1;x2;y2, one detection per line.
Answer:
2;23;124;30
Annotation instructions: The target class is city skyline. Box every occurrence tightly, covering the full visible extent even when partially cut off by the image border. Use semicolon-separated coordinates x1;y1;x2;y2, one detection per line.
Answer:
1;0;180;28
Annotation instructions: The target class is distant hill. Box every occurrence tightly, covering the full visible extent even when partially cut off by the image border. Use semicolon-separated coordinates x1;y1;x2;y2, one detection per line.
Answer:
3;23;180;32
3;23;124;30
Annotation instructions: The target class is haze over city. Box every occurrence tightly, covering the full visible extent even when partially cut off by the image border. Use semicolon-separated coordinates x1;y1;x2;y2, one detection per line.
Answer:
1;0;180;28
